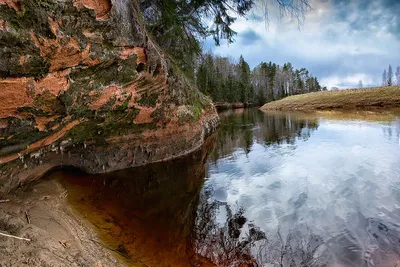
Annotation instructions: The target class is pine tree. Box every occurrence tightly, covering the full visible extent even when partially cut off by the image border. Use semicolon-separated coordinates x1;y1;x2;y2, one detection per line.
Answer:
267;62;276;99
396;66;400;86
382;69;387;86
196;60;208;94
388;65;393;86
238;55;251;103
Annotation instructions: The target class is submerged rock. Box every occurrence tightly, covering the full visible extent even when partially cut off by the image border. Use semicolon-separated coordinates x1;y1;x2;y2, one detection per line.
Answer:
0;0;219;194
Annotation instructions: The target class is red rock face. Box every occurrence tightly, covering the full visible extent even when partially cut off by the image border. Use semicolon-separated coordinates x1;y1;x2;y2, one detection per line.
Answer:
0;70;70;117
120;47;146;62
73;0;111;20
30;31;100;72
0;78;34;118
0;0;219;194
89;85;124;110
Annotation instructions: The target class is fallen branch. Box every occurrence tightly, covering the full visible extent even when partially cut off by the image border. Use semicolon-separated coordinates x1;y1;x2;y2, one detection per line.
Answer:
59;190;68;198
25;211;31;224
0;231;31;242
0;199;10;203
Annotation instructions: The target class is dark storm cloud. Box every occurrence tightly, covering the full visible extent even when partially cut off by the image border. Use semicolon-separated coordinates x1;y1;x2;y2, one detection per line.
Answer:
334;0;400;39
238;28;263;45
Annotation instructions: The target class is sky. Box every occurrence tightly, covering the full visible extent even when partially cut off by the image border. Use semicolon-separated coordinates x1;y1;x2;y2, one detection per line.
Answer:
204;0;400;89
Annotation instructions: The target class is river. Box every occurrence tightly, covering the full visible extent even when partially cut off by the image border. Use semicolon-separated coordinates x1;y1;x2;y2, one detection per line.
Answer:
51;108;400;266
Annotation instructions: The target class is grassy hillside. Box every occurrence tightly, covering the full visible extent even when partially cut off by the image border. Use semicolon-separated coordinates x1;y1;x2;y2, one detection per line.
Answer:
261;86;400;111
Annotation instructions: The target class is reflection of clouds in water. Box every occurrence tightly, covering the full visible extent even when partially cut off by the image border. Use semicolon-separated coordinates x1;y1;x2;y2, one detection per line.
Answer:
215;205;228;226
397;118;400;145
204;116;400;264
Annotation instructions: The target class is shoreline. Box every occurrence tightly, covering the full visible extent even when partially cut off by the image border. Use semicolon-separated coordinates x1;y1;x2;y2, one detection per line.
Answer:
0;178;124;267
261;86;400;111
214;102;259;110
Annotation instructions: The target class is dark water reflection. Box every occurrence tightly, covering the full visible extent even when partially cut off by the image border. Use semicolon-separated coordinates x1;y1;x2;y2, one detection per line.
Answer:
52;109;400;266
56;136;216;267
210;109;319;162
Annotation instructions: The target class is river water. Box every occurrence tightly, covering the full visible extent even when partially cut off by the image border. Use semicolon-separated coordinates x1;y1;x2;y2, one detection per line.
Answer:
53;109;400;266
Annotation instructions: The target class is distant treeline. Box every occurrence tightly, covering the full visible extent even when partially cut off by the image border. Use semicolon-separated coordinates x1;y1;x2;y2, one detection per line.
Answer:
382;65;400;86
194;53;325;106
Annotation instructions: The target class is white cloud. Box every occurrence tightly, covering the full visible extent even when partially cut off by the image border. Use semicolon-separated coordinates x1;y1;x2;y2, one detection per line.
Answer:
321;73;375;89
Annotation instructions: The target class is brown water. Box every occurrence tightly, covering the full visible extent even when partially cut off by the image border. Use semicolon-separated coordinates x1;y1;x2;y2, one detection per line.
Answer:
50;109;400;266
55;137;215;267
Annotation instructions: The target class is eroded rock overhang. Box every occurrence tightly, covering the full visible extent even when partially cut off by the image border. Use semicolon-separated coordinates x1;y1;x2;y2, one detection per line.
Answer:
0;0;219;194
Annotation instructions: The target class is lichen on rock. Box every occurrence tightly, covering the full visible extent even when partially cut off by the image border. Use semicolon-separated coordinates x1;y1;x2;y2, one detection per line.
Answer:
0;0;219;194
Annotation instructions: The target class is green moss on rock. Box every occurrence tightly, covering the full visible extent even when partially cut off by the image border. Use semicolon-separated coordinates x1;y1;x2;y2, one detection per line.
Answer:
65;107;161;144
16;106;49;117
34;91;66;115
65;121;102;143
0;30;49;78
2;0;56;38
68;55;138;95
0;117;51;155
136;92;158;107
115;94;132;111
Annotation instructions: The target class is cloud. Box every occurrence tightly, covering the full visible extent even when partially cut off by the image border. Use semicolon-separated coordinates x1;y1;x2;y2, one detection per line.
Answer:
238;28;263;45
205;0;400;89
247;13;264;22
320;73;375;89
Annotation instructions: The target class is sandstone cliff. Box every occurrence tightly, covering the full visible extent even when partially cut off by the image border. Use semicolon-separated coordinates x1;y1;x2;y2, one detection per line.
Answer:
0;0;219;194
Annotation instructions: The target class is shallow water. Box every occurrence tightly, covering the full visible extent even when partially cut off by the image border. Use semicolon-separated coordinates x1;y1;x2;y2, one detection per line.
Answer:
52;109;400;266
